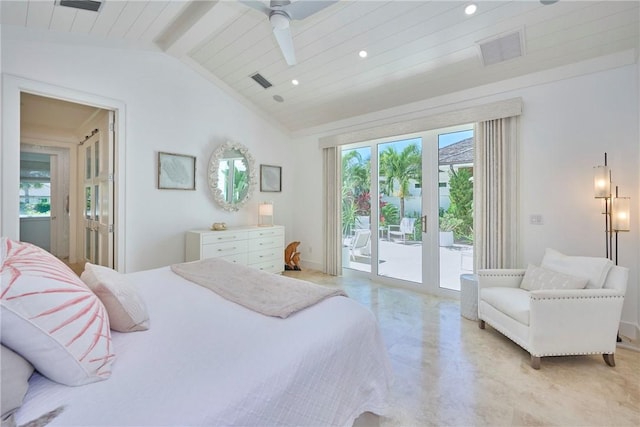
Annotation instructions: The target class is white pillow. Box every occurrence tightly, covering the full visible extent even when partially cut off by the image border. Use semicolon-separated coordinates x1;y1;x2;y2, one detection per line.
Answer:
520;264;588;291
81;263;150;332
540;248;613;289
0;238;114;386
1;345;34;425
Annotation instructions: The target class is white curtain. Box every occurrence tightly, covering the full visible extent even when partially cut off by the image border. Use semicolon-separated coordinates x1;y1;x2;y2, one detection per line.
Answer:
474;117;519;270
323;147;342;275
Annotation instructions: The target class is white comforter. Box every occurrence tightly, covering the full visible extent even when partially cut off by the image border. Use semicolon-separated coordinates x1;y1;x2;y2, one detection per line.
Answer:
15;267;393;426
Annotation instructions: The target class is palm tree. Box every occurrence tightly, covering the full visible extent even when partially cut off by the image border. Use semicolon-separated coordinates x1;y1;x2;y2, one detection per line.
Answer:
379;144;421;219
342;150;370;197
342;149;371;235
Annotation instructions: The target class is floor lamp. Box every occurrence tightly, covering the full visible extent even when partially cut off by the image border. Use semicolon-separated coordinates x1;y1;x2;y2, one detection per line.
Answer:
593;152;631;266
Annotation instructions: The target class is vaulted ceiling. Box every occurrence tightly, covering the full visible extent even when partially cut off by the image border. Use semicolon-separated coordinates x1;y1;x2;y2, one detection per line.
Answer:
2;1;639;132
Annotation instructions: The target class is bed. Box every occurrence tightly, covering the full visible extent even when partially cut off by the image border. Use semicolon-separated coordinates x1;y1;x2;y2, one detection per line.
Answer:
1;239;393;427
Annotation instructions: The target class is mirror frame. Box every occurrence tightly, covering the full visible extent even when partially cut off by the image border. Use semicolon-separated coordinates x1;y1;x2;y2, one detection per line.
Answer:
207;141;256;212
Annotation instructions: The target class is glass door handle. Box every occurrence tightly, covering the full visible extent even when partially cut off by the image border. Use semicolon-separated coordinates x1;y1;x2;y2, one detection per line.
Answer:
421;215;427;234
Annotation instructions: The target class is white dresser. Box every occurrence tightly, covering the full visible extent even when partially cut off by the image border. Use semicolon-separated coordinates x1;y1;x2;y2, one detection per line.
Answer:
185;225;285;274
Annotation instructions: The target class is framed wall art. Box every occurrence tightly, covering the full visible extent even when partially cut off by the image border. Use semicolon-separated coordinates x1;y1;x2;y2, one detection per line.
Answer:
158;152;196;190
260;164;281;192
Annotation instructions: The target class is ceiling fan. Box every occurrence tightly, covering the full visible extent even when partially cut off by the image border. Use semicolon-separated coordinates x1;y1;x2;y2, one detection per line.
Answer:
239;0;337;66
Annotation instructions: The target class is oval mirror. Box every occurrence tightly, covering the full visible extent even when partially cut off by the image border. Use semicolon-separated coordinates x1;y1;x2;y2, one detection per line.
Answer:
208;141;256;211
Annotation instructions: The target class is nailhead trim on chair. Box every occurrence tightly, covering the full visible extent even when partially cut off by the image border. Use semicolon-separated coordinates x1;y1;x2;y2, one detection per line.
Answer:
478;273;525;277
531;295;624;301
479;319;616;358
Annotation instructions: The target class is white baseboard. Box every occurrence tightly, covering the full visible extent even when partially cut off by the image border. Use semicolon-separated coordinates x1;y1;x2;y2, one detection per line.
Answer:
299;260;323;272
618;321;640;352
619;321;639;341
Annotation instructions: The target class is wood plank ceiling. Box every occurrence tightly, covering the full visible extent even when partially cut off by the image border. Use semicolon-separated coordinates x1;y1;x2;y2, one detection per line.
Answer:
2;1;639;132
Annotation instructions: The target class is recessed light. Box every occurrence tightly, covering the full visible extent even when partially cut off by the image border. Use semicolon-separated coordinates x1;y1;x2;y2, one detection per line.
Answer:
359;50;368;58
291;79;299;86
465;3;477;15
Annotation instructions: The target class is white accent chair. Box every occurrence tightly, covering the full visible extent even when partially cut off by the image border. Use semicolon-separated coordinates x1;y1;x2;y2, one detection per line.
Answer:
388;218;415;243
477;249;628;369
349;229;371;261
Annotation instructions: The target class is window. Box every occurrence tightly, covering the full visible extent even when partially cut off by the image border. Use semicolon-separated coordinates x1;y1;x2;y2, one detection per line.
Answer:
19;152;51;217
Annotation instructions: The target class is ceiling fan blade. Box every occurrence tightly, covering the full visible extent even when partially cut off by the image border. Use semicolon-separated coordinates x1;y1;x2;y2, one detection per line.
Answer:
285;0;338;20
273;26;297;65
238;0;272;16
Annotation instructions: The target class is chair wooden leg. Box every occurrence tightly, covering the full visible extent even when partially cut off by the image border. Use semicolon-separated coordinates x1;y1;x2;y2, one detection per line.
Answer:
478;320;485;329
531;356;541;370
603;353;615;367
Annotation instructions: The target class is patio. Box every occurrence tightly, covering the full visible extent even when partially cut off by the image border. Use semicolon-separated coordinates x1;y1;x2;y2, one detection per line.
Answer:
346;239;473;291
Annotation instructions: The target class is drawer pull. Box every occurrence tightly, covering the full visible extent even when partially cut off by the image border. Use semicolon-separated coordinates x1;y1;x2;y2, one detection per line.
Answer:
217;247;236;252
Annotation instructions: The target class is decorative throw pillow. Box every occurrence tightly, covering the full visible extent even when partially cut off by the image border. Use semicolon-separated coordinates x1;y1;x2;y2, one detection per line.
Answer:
520;264;588;291
1;345;34;426
0;238;114;386
540;248;613;289
81;263;150;332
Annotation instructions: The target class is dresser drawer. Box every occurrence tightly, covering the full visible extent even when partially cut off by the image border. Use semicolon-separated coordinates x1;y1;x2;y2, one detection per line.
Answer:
201;240;248;259
248;247;281;265
202;231;248;245
249;235;284;252
252;259;283;274
247;227;284;240
219;253;248;265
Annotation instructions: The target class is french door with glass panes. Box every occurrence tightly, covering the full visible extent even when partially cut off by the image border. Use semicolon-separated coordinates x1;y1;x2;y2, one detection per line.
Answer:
81;111;114;267
341;124;474;296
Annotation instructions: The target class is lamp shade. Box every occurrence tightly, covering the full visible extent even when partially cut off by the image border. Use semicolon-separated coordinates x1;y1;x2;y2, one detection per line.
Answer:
259;203;273;216
593;165;610;198
612;197;630;231
258;202;274;226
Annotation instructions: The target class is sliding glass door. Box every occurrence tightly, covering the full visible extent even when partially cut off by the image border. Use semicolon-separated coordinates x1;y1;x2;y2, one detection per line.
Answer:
341;124;474;295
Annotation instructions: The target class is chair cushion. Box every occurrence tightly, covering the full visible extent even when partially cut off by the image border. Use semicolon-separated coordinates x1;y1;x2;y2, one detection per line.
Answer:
541;248;612;289
481;287;530;326
520;264;588;291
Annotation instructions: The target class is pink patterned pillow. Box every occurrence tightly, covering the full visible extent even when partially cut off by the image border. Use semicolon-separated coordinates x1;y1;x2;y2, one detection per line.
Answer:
0;238;114;386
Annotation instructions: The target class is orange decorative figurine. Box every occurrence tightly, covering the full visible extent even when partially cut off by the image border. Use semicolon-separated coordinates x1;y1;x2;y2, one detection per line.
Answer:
284;241;302;271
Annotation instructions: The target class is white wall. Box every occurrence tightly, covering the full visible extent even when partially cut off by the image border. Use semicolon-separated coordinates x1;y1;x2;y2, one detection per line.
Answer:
1;27;294;272
292;54;640;341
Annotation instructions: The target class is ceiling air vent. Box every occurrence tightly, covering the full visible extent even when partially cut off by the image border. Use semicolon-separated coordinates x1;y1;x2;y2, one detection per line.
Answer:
477;29;525;66
250;73;273;89
56;1;104;13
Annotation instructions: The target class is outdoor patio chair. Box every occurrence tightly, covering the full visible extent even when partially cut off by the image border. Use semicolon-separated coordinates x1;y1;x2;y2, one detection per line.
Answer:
350;229;371;260
388;218;415;244
354;215;370;231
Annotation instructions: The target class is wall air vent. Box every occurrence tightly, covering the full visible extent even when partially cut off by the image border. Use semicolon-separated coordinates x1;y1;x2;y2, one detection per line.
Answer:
477;29;525;66
56;1;104;13
250;73;273;89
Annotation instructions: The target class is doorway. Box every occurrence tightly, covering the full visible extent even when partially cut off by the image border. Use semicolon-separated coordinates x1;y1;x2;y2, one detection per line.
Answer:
19;92;116;269
341;124;474;296
19;146;70;258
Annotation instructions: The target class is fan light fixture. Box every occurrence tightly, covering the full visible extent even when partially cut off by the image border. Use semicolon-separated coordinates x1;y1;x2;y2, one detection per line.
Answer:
269;11;290;30
239;0;338;66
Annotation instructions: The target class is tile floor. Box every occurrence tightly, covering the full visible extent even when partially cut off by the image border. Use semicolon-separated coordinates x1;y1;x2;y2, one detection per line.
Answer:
284;269;640;427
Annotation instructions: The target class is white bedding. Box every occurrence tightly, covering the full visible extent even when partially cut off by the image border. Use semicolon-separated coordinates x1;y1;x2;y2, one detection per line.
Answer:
15;266;393;426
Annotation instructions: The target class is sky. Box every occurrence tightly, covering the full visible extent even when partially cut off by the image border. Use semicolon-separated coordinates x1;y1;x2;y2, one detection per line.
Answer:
345;129;473;160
